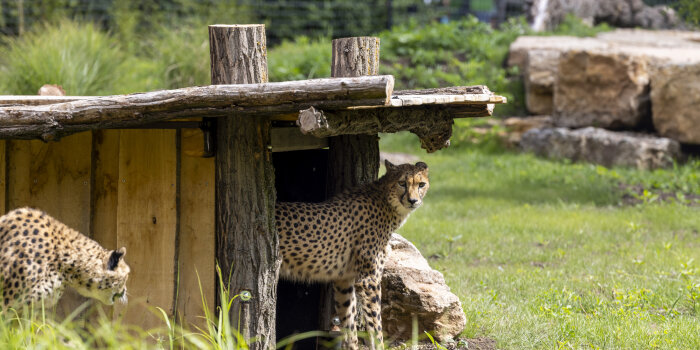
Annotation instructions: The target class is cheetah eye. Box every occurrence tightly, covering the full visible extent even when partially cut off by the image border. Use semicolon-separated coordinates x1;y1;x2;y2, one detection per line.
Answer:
418;182;426;188
398;181;406;187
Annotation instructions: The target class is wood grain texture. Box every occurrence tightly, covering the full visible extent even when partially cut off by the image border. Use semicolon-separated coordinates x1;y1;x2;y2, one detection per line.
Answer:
331;37;380;77
0;76;394;141
115;130;177;330
89;130;121;319
210;24;279;349
298;106;455;152
177;128;215;329
6;132;92;317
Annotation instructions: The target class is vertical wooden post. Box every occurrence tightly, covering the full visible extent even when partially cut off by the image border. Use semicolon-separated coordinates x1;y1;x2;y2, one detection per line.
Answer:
323;36;381;333
327;37;381;196
209;24;278;349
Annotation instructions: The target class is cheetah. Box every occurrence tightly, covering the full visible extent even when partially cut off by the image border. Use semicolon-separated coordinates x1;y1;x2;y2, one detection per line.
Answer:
0;207;130;309
276;160;430;349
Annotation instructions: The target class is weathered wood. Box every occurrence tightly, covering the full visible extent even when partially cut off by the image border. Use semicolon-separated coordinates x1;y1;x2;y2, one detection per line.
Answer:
211;24;278;349
299;106;454;152
178;128;216;329
6;133;93;318
89;130;121;320
115;130;177;329
331;37;380;77
325;37;381;338
394;85;491;95
0;75;394;141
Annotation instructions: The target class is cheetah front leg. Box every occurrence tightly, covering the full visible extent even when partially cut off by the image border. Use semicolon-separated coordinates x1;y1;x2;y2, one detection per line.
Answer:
355;272;384;349
333;278;359;349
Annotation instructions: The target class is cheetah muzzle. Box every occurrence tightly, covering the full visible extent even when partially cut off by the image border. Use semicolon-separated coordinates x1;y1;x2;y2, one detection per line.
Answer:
0;207;130;309
276;160;429;349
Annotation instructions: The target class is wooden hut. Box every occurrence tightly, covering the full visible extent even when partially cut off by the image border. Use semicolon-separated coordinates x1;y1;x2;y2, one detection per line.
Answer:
0;25;504;348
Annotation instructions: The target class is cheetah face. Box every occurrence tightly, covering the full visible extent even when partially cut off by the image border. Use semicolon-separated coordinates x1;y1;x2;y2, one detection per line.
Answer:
74;247;130;305
385;160;429;214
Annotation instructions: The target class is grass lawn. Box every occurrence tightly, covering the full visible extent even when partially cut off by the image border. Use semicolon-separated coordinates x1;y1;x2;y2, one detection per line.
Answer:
382;127;700;349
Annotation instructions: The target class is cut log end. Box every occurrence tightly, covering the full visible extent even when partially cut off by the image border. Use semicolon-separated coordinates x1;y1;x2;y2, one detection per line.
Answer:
297;107;328;134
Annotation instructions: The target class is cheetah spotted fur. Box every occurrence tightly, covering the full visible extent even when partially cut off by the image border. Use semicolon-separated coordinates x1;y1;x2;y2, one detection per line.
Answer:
276;160;430;349
0;207;130;309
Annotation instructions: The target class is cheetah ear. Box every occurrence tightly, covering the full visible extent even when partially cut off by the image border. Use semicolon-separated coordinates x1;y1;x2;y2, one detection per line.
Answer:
384;159;398;172
415;162;428;171
107;247;126;271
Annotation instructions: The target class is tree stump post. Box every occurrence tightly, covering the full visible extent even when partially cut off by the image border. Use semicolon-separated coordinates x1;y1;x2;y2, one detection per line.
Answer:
322;36;381;334
327;36;381;195
209;24;278;349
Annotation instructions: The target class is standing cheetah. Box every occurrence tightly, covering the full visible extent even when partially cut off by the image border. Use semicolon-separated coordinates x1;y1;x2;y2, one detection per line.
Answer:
0;207;130;309
276;160;430;349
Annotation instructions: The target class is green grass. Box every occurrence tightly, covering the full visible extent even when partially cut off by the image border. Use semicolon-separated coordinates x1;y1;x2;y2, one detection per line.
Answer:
382;129;700;349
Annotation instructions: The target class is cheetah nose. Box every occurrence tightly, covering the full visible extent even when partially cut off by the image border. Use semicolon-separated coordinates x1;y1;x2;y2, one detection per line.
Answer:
408;198;418;205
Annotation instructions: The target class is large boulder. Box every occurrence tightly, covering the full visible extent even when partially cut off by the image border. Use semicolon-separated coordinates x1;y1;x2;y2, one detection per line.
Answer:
520;127;682;170
524;50;559;115
381;234;466;343
553;49;651;129
651;63;700;145
508;35;608;71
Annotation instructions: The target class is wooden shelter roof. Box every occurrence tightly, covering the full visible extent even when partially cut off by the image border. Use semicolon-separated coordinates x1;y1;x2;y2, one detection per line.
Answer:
0;75;505;152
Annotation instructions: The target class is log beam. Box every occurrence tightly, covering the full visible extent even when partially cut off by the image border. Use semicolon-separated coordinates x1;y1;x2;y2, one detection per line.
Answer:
0;76;394;141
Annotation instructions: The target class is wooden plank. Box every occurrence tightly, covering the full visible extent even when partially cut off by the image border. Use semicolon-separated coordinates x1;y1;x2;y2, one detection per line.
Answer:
271;127;328;152
89;130;121;319
0;141;5;214
177;128;215;329
6;132;93;317
115;129;177;330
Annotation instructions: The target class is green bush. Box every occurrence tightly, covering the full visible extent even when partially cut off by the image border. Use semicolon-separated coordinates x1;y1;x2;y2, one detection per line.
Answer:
0;20;156;95
268;36;331;82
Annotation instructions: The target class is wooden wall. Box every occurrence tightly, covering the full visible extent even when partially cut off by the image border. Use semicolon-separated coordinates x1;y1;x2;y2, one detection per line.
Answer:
0;129;215;330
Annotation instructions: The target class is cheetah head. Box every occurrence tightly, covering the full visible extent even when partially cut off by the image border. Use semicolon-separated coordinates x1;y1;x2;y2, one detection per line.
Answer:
384;160;429;215
74;247;130;305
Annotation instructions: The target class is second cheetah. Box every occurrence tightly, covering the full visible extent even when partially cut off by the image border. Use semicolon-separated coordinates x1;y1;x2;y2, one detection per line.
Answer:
276;160;430;349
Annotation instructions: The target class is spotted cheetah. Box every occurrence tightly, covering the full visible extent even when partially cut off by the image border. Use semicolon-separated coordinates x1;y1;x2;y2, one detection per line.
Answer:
276;160;430;349
0;207;130;309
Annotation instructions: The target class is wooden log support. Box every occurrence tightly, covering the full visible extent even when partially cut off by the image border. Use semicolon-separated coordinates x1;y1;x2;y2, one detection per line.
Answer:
327;37;381;196
0;76;394;141
210;24;278;349
298;106;454;152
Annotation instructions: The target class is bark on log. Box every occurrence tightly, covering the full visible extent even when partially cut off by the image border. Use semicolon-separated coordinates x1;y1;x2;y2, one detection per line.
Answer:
298;106;455;152
210;24;278;349
0;76;394;141
393;85;491;95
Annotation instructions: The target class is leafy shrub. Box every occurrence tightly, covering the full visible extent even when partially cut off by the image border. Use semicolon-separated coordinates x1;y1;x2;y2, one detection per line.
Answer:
268;36;331;82
0;20;156;95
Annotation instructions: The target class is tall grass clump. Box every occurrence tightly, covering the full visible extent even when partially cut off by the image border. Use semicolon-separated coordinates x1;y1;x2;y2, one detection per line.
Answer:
0;20;157;95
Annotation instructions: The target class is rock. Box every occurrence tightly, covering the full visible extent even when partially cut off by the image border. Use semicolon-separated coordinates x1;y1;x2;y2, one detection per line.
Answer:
651;63;700;145
38;84;65;96
381;234;466;343
553;49;650;129
526;0;679;32
520;127;682;170
508;35;608;71
523;49;561;115
504;115;554;146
